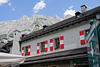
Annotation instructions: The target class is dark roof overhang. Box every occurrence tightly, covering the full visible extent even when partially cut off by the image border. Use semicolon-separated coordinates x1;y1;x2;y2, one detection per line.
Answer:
0;41;13;53
21;6;100;42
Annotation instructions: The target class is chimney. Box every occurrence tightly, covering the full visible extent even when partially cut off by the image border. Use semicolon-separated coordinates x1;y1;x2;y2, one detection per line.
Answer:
43;25;48;29
75;11;81;17
81;5;87;13
35;25;40;31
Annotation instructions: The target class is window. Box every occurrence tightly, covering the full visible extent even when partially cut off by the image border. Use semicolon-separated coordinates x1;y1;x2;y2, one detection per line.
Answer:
24;46;28;56
85;29;89;42
54;38;60;50
79;29;90;45
85;29;89;37
41;41;45;52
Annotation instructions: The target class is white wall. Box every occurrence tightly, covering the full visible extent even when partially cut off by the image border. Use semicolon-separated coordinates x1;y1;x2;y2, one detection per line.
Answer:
12;31;21;55
21;20;92;56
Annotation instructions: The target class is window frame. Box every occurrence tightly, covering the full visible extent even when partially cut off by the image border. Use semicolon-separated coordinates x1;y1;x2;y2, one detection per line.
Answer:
84;29;90;43
24;46;28;56
54;37;60;50
40;41;45;53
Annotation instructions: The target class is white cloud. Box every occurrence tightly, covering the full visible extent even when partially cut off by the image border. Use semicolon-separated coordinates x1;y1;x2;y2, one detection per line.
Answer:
69;6;73;9
12;7;15;11
33;0;46;14
64;6;75;16
8;2;16;11
0;0;9;5
8;3;11;6
0;0;16;11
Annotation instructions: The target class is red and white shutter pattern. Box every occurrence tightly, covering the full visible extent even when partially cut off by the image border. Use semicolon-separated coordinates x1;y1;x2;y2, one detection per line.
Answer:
45;40;48;52
50;39;53;51
79;30;85;45
37;43;40;54
28;45;31;56
22;47;24;56
60;36;64;49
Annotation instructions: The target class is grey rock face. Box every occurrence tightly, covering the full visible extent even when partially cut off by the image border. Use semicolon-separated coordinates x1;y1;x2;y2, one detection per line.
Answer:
0;14;72;40
63;15;72;20
0;15;62;35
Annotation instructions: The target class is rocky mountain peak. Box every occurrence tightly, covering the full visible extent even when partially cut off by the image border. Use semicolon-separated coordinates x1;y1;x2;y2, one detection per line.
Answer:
0;14;74;41
63;15;72;20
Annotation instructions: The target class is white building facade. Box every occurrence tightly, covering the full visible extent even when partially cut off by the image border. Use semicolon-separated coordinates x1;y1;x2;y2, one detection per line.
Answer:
19;6;100;67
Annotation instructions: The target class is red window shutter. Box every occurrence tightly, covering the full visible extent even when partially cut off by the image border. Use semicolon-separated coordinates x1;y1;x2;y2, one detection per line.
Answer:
22;47;24;50
28;45;31;56
28;45;31;49
45;40;48;52
79;30;85;45
50;39;53;51
60;36;64;49
37;43;40;54
28;52;30;55
22;47;24;56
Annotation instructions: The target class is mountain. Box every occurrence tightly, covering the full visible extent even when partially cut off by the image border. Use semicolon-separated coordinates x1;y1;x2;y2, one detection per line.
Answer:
63;15;72;20
0;14;72;41
0;20;16;34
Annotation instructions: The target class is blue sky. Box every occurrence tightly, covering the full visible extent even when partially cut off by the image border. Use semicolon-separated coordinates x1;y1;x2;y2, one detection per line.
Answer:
0;0;100;21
